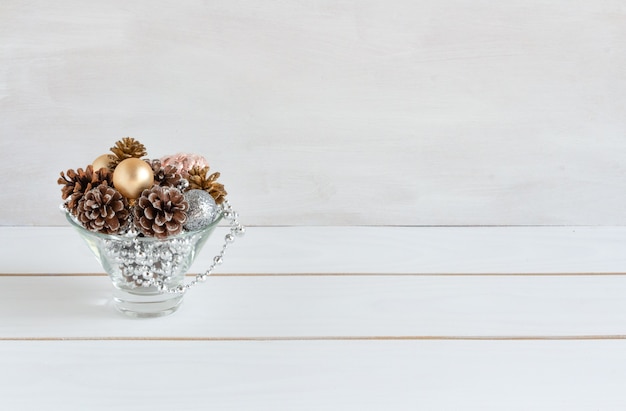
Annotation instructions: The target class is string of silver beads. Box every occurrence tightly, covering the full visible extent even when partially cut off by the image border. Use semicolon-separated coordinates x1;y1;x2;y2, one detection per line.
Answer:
156;199;244;294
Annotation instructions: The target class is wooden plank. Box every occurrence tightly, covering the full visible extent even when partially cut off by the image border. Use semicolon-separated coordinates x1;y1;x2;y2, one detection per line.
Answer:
1;226;625;274
1;275;626;338
1;340;625;410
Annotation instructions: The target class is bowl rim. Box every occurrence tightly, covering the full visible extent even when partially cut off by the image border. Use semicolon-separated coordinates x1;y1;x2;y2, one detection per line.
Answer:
63;207;224;241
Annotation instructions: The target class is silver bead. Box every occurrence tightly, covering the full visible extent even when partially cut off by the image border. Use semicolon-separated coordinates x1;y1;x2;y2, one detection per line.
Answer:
224;211;238;221
225;234;235;243
214;256;223;265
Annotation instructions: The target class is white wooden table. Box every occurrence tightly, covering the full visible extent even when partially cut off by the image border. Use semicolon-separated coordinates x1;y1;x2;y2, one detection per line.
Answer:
1;226;625;410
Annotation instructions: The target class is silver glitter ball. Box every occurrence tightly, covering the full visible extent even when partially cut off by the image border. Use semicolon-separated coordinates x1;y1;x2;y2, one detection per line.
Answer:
184;189;218;231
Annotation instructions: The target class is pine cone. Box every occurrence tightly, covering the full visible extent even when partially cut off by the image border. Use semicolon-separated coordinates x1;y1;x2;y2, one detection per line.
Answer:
58;165;113;215
110;137;147;166
134;186;188;239
76;183;130;234
186;165;227;204
147;159;183;188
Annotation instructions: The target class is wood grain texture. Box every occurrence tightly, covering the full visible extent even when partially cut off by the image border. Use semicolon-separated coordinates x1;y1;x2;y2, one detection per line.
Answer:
1;1;626;226
0;225;623;408
2;340;626;410
2;275;626;338
1;226;625;274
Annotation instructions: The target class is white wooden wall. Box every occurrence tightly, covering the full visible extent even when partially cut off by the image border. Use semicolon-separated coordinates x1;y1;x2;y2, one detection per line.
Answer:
1;0;625;226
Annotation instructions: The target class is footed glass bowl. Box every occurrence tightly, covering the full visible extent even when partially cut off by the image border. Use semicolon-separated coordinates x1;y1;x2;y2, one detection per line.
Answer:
65;211;222;318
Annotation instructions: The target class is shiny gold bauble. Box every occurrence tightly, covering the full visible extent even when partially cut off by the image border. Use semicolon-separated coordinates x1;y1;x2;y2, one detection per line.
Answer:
92;154;115;171
112;158;154;199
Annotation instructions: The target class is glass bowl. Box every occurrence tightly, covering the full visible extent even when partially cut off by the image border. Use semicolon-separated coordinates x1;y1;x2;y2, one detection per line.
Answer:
65;210;222;318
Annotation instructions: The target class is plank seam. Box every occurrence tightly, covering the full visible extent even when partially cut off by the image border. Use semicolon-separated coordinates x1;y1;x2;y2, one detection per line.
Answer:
2;335;626;341
1;273;626;277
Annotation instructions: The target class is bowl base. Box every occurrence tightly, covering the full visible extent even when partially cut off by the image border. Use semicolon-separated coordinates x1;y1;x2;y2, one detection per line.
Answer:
112;287;184;318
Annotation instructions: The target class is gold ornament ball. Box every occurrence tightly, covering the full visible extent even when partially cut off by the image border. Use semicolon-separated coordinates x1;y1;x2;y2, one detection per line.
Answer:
112;158;154;199
92;154;115;171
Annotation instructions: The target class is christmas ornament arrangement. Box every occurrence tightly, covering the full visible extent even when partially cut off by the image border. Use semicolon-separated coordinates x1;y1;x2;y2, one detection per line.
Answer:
58;137;244;317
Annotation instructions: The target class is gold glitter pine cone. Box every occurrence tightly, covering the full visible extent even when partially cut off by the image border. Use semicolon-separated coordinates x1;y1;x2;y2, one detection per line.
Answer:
76;183;130;234
133;186;188;239
186;165;227;204
110;137;147;166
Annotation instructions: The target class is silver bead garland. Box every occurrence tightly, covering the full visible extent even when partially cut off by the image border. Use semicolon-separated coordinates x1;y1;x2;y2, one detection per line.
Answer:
63;197;243;295
155;199;244;294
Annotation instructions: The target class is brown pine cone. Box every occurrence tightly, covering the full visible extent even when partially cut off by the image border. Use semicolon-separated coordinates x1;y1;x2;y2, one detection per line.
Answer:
110;137;147;166
134;186;188;239
76;183;130;234
58;165;113;215
147;159;183;188
186;165;227;204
